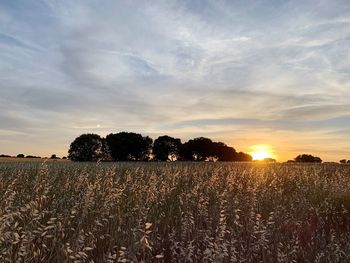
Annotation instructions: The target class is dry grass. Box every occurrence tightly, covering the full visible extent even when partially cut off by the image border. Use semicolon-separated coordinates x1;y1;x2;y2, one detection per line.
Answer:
0;162;350;262
0;157;68;163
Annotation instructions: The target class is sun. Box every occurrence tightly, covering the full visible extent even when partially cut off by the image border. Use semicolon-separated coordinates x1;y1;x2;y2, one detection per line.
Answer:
250;145;273;161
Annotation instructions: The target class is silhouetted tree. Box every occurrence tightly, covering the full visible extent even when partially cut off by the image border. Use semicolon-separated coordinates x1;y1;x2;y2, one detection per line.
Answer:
294;154;322;163
106;132;152;161
67;132;253;162
0;154;11;158
179;138;252;162
68;134;110;162
235;152;253;162
180;137;216;161
50;154;58;159
213;142;237;161
340;159;347;164
153;135;182;161
17;154;25;158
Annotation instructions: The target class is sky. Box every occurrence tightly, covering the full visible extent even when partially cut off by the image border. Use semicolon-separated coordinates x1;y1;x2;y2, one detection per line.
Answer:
0;0;350;161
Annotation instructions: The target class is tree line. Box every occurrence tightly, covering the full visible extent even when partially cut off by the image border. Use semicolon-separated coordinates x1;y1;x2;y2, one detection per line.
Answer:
288;154;322;163
68;132;253;162
1;133;343;163
0;154;67;159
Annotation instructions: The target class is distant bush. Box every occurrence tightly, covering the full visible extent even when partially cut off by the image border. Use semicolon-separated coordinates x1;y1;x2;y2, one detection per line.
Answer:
0;154;11;158
295;154;322;163
16;154;25;158
26;155;41;159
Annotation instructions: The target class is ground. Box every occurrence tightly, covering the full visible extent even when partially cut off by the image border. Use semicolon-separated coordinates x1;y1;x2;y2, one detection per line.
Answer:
0;161;350;262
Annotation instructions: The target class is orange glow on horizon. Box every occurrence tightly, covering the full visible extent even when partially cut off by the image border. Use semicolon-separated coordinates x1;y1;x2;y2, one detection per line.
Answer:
250;145;275;161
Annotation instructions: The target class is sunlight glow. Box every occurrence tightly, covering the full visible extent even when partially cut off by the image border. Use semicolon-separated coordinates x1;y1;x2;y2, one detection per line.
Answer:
250;145;273;160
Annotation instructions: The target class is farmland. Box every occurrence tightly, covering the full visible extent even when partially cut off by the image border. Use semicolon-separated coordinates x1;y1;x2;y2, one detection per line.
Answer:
1;162;350;262
0;158;68;163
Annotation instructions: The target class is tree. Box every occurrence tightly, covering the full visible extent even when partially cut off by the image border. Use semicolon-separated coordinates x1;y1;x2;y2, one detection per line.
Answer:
68;134;110;162
235;152;253;162
340;159;347;164
180;137;216;161
179;137;252;162
106;132;152;161
17;154;25;158
50;154;58;159
213;142;237;161
153;135;182;161
294;154;322;163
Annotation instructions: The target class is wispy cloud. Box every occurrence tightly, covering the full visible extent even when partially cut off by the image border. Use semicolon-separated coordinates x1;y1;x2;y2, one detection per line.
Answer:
0;0;349;160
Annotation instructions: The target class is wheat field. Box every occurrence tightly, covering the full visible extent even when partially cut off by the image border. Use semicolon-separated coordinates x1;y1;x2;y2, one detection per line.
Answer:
1;162;350;262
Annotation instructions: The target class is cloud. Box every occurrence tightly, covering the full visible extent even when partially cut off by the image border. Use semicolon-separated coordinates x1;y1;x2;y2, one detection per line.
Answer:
0;0;349;160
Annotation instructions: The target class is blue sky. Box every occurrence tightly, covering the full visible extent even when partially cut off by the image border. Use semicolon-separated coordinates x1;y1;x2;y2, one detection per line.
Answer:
0;0;350;161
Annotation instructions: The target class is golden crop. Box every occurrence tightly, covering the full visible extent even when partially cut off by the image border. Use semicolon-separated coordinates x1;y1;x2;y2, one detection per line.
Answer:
0;162;349;262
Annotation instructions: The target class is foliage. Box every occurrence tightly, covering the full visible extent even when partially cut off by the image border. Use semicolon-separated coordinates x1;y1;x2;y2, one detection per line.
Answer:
295;154;322;163
1;162;350;262
213;142;237;161
68;134;110;162
69;133;252;162
106;132;152;161
180;137;216;161
153;135;182;161
235;151;253;162
180;137;248;161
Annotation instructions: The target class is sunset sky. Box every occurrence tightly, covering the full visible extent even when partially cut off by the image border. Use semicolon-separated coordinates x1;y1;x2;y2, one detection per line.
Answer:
1;0;350;161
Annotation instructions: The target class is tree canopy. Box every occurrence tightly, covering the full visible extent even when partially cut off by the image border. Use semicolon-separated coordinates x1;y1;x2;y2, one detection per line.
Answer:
153;135;182;161
180;137;215;161
294;154;322;163
68;134;110;162
68;132;253;162
106;132;152;161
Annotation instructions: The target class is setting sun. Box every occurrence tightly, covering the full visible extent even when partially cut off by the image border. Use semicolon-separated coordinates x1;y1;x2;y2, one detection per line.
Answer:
250;145;273;161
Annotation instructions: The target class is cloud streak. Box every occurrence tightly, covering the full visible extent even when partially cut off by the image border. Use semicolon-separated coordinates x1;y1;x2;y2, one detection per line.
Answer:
0;0;349;161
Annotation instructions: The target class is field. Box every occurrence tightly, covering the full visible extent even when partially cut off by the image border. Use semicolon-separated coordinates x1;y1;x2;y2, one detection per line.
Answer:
0;157;68;163
1;162;350;262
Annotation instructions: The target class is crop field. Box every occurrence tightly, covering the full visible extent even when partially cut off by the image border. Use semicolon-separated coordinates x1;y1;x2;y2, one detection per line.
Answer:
0;158;68;163
1;162;350;262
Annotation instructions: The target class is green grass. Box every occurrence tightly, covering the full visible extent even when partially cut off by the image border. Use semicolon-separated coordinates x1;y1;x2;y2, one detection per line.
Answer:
0;162;350;262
